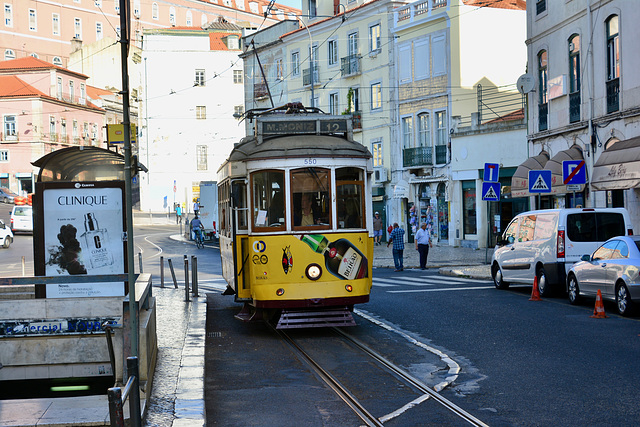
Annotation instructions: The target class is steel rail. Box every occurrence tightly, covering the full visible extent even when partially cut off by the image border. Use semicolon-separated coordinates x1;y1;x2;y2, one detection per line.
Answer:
271;325;384;427
334;328;489;427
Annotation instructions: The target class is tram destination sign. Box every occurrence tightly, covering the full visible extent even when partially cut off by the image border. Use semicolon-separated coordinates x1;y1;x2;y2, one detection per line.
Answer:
259;118;348;135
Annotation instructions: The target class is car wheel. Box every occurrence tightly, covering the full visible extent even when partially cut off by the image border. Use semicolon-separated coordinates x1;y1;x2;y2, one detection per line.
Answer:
537;267;552;297
2;236;9;248
567;274;580;305
616;283;634;316
492;263;509;289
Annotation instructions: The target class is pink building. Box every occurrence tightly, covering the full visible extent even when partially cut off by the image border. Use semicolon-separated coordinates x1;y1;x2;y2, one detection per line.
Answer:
1;0;298;67
0;57;105;194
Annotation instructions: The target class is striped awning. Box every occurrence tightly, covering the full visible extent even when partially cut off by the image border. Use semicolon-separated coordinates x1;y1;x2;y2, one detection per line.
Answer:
592;136;640;191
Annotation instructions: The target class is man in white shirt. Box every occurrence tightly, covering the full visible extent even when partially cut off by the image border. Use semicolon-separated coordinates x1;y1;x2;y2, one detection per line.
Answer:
414;222;432;270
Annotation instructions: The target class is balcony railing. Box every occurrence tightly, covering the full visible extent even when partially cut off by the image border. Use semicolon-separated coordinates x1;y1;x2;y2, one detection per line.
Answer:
606;78;619;114
351;111;362;130
569;91;581;123
395;1;443;24
340;55;361;77
254;82;268;99
303;65;319;86
403;146;432;168
538;102;548;131
435;144;447;164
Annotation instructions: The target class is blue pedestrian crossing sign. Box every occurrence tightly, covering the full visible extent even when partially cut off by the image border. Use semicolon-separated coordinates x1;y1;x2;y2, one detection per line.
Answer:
484;163;500;182
482;182;501;201
529;170;552;193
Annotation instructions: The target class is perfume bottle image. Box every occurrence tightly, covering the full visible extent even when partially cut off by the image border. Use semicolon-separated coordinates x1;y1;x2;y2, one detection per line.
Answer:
298;234;368;280
81;213;114;269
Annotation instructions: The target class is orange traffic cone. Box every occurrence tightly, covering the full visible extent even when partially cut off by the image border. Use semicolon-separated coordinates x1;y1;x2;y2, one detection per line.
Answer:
590;289;608;318
529;276;541;301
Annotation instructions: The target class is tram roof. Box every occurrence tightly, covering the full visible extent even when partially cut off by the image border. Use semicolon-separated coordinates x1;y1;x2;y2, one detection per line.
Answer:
227;134;371;163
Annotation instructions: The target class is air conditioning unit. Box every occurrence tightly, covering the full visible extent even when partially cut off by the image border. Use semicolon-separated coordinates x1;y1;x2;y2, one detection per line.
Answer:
374;168;389;182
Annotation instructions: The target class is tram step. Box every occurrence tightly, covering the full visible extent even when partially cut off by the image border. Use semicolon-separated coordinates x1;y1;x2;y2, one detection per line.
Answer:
276;307;356;329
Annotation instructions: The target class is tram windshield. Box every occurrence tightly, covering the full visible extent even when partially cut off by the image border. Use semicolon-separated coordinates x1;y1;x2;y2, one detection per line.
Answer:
252;170;285;229
292;168;330;230
336;167;364;229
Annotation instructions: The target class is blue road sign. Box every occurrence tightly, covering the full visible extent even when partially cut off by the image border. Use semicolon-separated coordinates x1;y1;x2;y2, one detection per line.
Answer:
482;182;501;201
529;170;552;193
562;160;587;185
484;163;500;182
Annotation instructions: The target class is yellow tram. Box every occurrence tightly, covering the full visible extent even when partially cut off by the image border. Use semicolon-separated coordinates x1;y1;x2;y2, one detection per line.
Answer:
217;105;373;328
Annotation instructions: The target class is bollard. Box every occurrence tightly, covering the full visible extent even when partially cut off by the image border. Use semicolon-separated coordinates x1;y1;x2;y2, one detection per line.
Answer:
168;258;178;289
127;357;142;427
184;255;190;302
191;256;199;297
22;256;25;277
138;253;143;274
107;387;125;427
160;256;165;288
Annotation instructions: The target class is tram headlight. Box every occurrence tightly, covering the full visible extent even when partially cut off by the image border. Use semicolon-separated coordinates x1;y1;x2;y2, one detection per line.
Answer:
305;264;322;280
345;284;353;292
276;288;285;296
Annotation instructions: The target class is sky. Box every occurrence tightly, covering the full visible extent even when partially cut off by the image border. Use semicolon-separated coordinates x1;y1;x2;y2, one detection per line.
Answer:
276;0;302;9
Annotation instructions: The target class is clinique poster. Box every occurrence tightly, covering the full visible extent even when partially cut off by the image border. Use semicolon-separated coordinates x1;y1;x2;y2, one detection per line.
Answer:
42;184;125;298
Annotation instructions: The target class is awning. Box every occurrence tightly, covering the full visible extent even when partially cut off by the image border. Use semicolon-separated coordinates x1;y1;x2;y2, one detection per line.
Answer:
511;151;549;197
591;136;640;191
546;145;585;194
393;179;409;199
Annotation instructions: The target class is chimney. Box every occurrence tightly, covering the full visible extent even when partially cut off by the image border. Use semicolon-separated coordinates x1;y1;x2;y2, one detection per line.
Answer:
70;37;83;53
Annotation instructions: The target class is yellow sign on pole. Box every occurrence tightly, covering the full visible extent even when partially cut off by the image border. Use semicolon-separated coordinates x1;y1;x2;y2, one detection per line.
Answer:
107;123;137;144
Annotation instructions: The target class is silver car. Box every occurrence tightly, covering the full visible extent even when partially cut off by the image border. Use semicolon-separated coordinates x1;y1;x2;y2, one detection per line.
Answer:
567;235;640;316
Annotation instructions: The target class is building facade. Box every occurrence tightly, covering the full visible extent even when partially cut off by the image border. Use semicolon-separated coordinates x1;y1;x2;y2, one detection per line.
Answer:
0;57;106;194
140;24;245;213
523;0;640;231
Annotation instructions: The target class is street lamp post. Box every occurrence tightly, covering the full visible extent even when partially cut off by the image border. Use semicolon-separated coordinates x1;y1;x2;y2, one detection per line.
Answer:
297;17;315;108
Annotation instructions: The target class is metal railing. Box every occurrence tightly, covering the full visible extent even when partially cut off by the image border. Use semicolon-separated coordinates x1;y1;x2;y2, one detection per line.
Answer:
340;55;361;77
108;357;141;427
303;65;319;86
606;78;619;113
538;102;548;131
569;91;581;123
403;146;433;167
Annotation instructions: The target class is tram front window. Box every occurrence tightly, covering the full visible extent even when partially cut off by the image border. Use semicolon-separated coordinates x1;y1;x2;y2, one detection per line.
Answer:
252;170;285;229
337;167;364;229
292;168;330;229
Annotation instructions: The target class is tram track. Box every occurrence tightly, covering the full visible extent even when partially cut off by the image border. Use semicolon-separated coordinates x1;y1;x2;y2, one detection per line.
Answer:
271;324;488;427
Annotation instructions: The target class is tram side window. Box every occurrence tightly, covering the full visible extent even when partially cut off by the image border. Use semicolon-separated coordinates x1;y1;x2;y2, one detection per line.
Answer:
218;181;230;237
336;167;364;229
291;168;331;229
252;170;285;229
232;181;247;230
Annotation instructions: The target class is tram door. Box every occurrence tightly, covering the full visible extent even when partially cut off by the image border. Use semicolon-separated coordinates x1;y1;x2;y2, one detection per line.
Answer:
232;180;251;300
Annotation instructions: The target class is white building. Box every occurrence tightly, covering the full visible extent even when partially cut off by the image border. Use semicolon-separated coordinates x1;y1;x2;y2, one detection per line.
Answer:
140;24;246;213
523;0;640;230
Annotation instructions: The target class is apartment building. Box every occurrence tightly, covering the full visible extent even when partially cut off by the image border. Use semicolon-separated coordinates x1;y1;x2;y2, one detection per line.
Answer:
391;0;526;245
242;0;399;233
140;23;246;212
1;0;297;67
523;0;640;230
0;57;106;194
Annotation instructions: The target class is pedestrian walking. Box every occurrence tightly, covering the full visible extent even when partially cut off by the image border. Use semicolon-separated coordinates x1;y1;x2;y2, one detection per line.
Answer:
415;222;432;270
193;200;200;215
373;212;383;245
176;204;182;224
387;222;405;271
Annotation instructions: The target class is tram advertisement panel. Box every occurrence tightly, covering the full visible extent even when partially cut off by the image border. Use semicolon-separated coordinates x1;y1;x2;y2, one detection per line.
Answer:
248;232;371;286
34;181;127;298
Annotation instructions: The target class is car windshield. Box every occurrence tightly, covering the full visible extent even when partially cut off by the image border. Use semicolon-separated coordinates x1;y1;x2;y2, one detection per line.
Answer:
14;207;31;216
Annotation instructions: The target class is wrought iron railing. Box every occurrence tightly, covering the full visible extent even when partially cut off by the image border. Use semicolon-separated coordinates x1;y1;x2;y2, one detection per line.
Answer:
340;55;361;77
569;91;581;123
538;102;548;131
606;78;619;114
435;144;447;164
303;65;319;86
403;146;432;168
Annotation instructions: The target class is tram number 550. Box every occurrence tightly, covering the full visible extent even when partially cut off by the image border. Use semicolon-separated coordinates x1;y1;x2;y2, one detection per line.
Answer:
304;158;317;165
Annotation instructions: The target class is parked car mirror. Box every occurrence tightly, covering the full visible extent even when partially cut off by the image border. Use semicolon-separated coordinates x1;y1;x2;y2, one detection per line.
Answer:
581;254;591;262
507;236;515;244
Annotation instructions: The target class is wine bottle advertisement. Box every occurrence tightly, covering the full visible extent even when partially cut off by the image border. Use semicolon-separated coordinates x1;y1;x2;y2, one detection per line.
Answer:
42;185;125;298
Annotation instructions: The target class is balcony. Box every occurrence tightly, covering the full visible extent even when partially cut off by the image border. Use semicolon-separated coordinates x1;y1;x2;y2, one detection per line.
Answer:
340;55;361;77
403;146;432;168
351;111;362;130
254;82;269;99
395;1;444;25
303;65;319;86
435;144;447;164
606;78;619;114
538;102;548;131
569;91;581;123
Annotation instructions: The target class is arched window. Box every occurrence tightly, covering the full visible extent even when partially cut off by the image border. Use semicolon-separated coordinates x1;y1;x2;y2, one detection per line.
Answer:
186;11;192;26
53;56;63;66
538;50;548;131
201;14;207;27
152;2;158;20
605;15;620;113
4;49;15;60
30;52;39;58
169;7;176;25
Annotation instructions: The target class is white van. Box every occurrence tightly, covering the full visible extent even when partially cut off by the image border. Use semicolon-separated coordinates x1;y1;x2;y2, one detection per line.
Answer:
10;205;33;233
491;208;633;296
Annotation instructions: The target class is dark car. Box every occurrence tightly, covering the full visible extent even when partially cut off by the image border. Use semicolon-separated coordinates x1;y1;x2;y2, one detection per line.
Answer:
0;187;18;203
